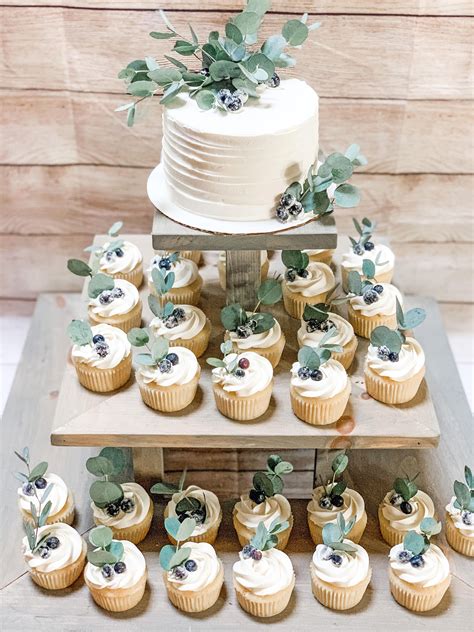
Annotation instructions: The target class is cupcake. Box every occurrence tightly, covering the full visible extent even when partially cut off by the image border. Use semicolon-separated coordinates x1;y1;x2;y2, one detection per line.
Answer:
388;518;450;611
87;448;153;544
445;466;474;556
307;452;367;545
218;250;269;290
68;320;132;393
378;473;436;546
208;343;273;421
155;249;201;265
290;341;351;426
148;252;202;306
310;513;371;610
365;303;426;404
303;248;334;266
282;250;336;319
233;520;295;617
221;278;285;368
84;526;147;612
233;454;293;550
298;303;357;370
15;447;75;526
341;217;395;290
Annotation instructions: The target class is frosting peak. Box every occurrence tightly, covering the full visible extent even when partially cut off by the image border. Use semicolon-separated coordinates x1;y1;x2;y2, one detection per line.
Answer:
233;547;294;596
285;262;335;297
71;323;131;369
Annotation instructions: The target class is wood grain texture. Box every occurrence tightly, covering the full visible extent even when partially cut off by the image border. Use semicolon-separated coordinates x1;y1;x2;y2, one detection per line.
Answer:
226;250;261;308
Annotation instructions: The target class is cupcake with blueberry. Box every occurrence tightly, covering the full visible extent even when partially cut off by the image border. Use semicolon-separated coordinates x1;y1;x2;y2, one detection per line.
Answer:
379;473;436;546
85;221;143;288
311;513;371;610
445;466;474;557
87;448;153;544
307;452;367;545
388;518;450;611
84;525;147;612
303;248;335;267
282;250;336;319
341;217;395;290
160;516;224;612
208;341;273;421
233;520;295;617
155;249;202;265
128;329;200;412
218;250;269;290
68;320;132;392
233;455;293;550
221;278;285;368
15;448;75;526
148;252;202;306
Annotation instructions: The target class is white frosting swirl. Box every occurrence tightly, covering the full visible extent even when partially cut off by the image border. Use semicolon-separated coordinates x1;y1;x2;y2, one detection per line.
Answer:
229;318;282;350
297;313;354;348
233;548;294;596
291;358;348;399
381;490;435;532
150;305;206;341
389;543;450;588
18;473;69;517
137;346;199;386
88;279;139;317
147;256;198;288
211;351;273;397
71;323;131;369
85;540;146;589
307;486;365;528
167;542;221;591
22;523;84;572
446;497;474;538
92;483;151;529
99;240;142;275
312;541;370;587
366;337;425;381
234;493;291;531
342;243;395;275
285;262;335;298
350;283;402;317
166;485;221;536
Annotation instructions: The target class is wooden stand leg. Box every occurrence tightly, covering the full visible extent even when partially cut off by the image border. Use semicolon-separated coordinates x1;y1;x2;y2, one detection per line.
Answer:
226;250;261;309
132;447;165;489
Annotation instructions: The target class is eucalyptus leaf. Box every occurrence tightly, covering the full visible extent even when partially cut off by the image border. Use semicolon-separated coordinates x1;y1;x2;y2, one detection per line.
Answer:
345;144;360;161
403;531;425;556
334;183;360;208
257;278;282;305
401;307;426;330
151;481;179;495
90;480;123;508
225;22;243;44
282;19;308;46
169;546;191;568
87;549;118;567
206;358;226;368
67;259;92;277
151;337;169;362
135;353;156;366
173;40;198;56
332;453;348;477
322;523;341;547
88;273;114;300
107;540;124;560
128;80;157;97
420;517;441;536
89;525;114;549
362;259;376;279
149;31;176;40
251;312;275;334
159;544;176;571
164;55;188;71
393;477;416;501
127;327;149;347
221;304;247;332
326;152;353;183
253;472;273;497
465;466;473;489
281;250;307;270
267;454;282;471
86;456;114;478
28;461;48;482
234;11;261;35
177;517;196;541
13;471;28;483
164;516;181;539
195;90;216;111
298;345;320;370
67;320;93;346
160;80;185;105
332;541;357;553
454;480;470;509
303;303;329;323
347;271;362;295
209;60;240;81
261;34;286;61
25;521;36;551
99;447;125;476
108;221;123;237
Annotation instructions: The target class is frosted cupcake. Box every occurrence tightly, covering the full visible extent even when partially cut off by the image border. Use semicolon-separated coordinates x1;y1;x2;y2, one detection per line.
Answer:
128;329;200;412
155;249;202;265
84;526;147;612
148;252;202;306
282;250;336;319
233;520;295;617
388;518;450;611
161;517;224;612
379;473;436;546
341;217;395;290
303;248;334;266
15;448;75;526
298;304;357;370
149;303;211;358
307;452;367;545
311;514;371;610
445;466;474;557
233;454;293;550
218;250;269;290
87;448;153;544
222;278;285;368
68;320;132;392
208;343;273;421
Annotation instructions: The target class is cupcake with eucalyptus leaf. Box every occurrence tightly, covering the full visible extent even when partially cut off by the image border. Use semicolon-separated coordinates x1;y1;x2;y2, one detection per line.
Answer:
160;516;224;612
233;454;293;550
218;251;269;290
307;452;367;546
298;302;357;370
87;448;153;544
84;525;147;612
128;329;200;412
68;320;132;392
152;470;222;545
341;217;395;290
282;250;336;319
378;472;436;546
155;249;201;265
303;248;335;266
311;513;372;610
221;278;285;368
388;518;450;612
84;221;143;288
445;466;474;557
148;252;202;306
233;520;295;618
365;300;426;404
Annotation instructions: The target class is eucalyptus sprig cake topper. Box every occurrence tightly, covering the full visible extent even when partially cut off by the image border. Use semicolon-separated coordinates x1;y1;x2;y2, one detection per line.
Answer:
453;466;474;522
397;518;442;568
318;452;349;510
128;328;183;375
83;221;125;263
349;217;377;255
281;250;309;282
86;448;135;518
148;256;189;331
389;472;421;515
87;526;128;580
332;259;386;307
241;519;289;561
207;339;255;379
151;469;208;527
246;454;293;506
296;329;343;382
117;2;320;124
303;301;338;334
67;255;124;306
370;298;426;363
321;513;358;567
160;516;197;580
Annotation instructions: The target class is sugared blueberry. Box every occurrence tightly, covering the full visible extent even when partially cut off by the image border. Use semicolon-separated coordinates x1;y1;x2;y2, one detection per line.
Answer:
280;193;296;208
235;368;245;378
106;503;120;517
330;553;343;567
112;287;124;299
166;353;179;366
165;316;179;329
236;325;252;339
22;482;35;496
120;498;135;513
94;341;110;358
158;257;172;271
288;201;303;217
373;284;384;294
192;507;206;525
172;307;186;320
400;501;412;515
318;319;335;333
298;268;309;278
298;367;311;380
105;251;114;262
397;550;413;563
45;536;60;550
39;546;51;559
248;319;258;332
185;559;197;572
172;565;188;580
35;477;47;489
242;544;254;559
267;72;281;88
410;554;424;568
285;268;297;282
377;345;390;361
390;493;403;506
101;564;114;579
92;334;105;344
363;289;379;304
353;244;364;256
276;206;290;223
461;511;473;526
388;351;399;362
249;488;266;505
306;319;319;333
319;495;332;510
238;358;250;370
233;88;249;105
115;248;124;257
159;359;173;373
320;545;334;561
217;88;232;105
331;494;344;508
251;549;263;561
226;97;243;112
364;241;374;251
99;290;113;305
310;369;323;381
200;67;210;77
114;561;127;574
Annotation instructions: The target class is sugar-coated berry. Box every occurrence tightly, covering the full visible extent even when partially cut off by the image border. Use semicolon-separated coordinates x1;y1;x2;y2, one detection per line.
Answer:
397;550;413;563
306;319;319;333
373;284;384;294
377;345;390;361
99;290;113;305
166;353;179;366
330;553;343;567
120;498;135;513
39;546;51;559
400;501;412;515
276;206;290;223
101;564;114;579
267;72;281;88
248;319;258;331
238;358;250;370
319;495;332;510
172;565;188;580
192;507;206;525
410;554;424;568
35;477;47;489
310;369;323;381
388;351;399;363
390;493;403;506
105;251;114;262
185;559;198;572
200;67;210;77
236;325;252;339
288;201;303;217
114;561;127;574
112;287;124;299
298;367;311;380
217;88;232;104
115;248;124;257
363;289;379;304
159;359;173;373
249;488;266;505
235;368;245;378
364;241;374;251
94;341;110;358
106;503;120;517
331;494;344;508
280;193;296;208
165;316;179;329
251;549;263;561
242;544;254;559
158;257;171;271
353;244;364;256
233;88;249;105
172;307;186;320
226;97;243;112
45;536;60;550
92;334;105;344
22;482;35;496
298;268;309;278
320;545;334;561
285;268;297;282
461;511;473;526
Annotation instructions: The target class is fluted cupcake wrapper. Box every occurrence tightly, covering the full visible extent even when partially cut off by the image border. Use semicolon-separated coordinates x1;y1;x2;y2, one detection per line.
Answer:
341;266;393;292
29;541;86;590
234;575;295;618
445;512;474;557
365;365;425;405
22;492;75;527
307;250;334;266
149;276;203;307
164;507;222;545
88;300;143;334
219;259;269;290
378;505;408;546
86;572;147;612
74;354;132;393
347;304;397;339
94;500;153;545
168;319;211;358
290;381;351;426
110;263;144;289
308;511;367;546
389;568;450;612
310;564;371;610
164;563;224;613
226;332;286;369
283;284;332;320
233;513;293;551
332;336;358;370
137;370;200;412
180;251;201;265
212;381;273;421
